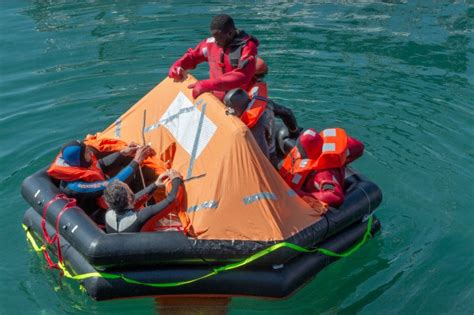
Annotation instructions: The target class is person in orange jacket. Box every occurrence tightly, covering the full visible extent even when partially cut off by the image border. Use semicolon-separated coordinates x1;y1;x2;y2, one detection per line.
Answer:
168;14;259;100
279;128;364;208
48;140;154;214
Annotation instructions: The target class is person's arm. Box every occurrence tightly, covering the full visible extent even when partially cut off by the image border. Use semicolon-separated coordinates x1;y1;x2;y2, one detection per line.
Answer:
169;40;208;79
99;142;140;174
134;182;161;209
345;136;364;164
98;152;130;173
65;145;153;195
189;42;258;97
65;161;139;194
270;101;299;137
135;178;183;226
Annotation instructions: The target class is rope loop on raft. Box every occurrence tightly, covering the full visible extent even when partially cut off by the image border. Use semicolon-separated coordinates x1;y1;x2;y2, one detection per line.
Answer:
40;194;77;272
24;215;374;288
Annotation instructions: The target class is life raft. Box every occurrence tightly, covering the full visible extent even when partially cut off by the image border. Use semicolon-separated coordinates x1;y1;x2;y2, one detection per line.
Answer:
21;75;383;301
22;166;381;300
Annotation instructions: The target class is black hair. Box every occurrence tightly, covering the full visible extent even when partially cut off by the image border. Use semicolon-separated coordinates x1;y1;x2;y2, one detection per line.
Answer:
104;181;132;212
210;14;235;32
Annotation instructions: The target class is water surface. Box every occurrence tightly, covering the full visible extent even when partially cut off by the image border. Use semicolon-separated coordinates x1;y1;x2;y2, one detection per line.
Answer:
1;1;473;314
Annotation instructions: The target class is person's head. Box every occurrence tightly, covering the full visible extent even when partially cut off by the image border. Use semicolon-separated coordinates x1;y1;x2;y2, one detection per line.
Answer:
61;140;94;167
210;14;236;47
224;88;250;117
298;129;323;159
103;180;134;212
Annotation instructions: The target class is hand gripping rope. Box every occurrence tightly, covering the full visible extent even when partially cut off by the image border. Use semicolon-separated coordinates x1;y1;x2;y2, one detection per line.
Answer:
25;210;374;289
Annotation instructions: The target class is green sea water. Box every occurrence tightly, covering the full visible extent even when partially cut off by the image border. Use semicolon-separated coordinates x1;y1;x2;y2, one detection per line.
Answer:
1;1;473;314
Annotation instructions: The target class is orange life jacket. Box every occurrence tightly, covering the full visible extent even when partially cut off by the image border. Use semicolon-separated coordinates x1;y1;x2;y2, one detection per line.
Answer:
84;135;128;153
85;134;169;175
47;154;105;182
279;128;348;190
240;82;268;128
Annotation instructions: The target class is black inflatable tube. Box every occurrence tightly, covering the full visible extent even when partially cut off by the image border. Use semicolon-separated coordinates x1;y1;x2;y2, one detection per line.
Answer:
23;207;380;301
21;168;382;268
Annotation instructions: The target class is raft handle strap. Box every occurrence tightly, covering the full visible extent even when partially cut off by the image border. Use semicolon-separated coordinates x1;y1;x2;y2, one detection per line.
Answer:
41;194;77;272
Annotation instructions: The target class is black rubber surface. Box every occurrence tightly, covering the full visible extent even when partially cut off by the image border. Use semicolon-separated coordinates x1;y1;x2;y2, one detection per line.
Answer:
21;168;382;268
23;207;380;301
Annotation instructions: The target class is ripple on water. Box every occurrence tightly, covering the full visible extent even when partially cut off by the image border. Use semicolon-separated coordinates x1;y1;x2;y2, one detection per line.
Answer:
1;1;474;313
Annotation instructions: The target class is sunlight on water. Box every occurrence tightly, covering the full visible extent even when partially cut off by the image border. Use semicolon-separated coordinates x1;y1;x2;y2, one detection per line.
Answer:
1;1;473;314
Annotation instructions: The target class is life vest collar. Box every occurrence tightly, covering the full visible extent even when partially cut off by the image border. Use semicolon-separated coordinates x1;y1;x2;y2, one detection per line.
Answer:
240;82;268;129
226;30;259;68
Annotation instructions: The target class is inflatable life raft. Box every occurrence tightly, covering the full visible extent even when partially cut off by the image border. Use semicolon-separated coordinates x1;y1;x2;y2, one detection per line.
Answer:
21;76;382;301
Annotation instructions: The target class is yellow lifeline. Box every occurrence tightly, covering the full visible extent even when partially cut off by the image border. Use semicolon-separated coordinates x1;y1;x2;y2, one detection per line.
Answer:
22;216;373;289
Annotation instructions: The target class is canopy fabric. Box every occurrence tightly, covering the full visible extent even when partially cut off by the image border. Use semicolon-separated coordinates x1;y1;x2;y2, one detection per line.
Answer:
97;75;323;241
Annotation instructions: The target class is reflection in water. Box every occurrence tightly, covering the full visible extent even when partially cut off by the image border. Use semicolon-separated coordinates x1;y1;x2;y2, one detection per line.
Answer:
5;1;473;314
339;271;403;314
155;297;230;315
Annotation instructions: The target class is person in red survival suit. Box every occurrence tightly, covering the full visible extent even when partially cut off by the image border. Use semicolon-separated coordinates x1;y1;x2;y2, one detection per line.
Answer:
279;128;364;210
168;14;259;100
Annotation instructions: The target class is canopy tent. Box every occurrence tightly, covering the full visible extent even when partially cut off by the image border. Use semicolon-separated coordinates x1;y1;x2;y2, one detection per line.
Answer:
97;75;323;241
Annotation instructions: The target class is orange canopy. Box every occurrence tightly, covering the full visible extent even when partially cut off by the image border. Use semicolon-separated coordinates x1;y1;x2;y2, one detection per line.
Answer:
96;75;323;241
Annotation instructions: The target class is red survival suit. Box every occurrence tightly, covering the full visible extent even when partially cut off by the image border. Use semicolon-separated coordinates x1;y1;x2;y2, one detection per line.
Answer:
279;128;364;209
169;30;259;101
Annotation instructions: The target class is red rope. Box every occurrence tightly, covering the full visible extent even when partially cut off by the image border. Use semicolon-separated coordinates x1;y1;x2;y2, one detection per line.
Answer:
41;194;76;271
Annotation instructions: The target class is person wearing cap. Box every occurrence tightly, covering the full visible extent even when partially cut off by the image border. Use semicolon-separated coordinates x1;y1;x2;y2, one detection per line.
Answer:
103;169;183;233
168;14;259;100
47;140;154;214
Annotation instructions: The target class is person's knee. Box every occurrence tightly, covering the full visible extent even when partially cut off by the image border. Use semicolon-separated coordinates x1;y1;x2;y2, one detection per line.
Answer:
250;121;270;158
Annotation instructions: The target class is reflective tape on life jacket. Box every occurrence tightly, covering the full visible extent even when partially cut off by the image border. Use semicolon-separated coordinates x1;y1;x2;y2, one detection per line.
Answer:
240;82;268;128
279;128;348;190
316;128;348;170
47;153;105;182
